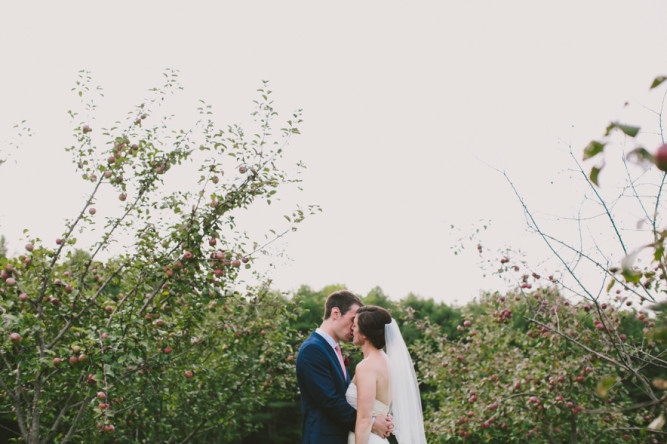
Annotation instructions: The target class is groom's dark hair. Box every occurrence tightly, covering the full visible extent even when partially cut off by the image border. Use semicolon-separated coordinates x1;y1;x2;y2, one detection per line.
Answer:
324;290;363;320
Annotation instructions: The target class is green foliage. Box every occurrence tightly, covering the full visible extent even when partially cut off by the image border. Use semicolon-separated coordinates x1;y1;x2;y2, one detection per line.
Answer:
415;289;665;443
101;289;300;443
0;235;6;259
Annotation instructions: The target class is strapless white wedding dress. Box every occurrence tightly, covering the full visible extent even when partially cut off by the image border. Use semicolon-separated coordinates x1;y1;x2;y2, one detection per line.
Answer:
345;381;390;444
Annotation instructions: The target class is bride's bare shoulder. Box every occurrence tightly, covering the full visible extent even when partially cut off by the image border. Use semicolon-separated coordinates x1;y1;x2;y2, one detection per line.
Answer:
356;353;387;374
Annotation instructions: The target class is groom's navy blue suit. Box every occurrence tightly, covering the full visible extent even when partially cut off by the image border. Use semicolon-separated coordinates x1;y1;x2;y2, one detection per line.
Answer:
297;331;356;444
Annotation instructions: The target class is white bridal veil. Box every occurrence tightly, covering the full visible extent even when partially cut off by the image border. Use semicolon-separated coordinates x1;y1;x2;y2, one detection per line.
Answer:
384;319;427;444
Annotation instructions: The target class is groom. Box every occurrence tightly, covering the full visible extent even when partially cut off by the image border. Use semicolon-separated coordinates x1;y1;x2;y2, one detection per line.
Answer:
296;290;393;443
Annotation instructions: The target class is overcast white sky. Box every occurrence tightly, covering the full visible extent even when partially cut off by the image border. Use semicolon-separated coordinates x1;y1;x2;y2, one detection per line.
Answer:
1;1;667;305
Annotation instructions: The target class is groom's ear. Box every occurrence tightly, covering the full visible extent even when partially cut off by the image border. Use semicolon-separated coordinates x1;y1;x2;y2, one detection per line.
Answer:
331;307;340;319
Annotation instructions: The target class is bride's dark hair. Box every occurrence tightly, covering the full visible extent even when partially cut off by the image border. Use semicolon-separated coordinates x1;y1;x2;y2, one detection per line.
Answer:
356;305;392;349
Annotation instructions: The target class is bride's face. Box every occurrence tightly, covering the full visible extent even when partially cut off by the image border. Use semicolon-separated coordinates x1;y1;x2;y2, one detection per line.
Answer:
352;316;365;346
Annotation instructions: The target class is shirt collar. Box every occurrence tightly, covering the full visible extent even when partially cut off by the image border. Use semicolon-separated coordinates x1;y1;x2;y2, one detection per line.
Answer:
315;328;338;350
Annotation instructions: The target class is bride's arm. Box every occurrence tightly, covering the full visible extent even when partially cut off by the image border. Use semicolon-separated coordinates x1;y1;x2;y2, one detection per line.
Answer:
354;363;376;444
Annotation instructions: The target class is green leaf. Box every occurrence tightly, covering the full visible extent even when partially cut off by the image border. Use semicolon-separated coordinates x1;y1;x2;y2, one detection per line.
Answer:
596;376;617;399
583;141;606;160
622;251;642;283
650;76;667;89
606;279;615;293
626;147;654;165
605;122;640;138
589;166;601;186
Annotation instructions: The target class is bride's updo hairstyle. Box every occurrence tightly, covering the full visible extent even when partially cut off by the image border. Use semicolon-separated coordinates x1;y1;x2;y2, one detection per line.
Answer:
356;305;392;349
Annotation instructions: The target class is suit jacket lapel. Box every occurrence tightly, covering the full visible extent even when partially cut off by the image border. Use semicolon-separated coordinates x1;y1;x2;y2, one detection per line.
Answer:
311;332;347;384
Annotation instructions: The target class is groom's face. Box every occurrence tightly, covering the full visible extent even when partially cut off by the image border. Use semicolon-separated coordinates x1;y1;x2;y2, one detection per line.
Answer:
334;303;360;343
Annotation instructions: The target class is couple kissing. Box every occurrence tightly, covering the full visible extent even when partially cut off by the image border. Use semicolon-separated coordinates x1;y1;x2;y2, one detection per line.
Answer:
296;290;427;444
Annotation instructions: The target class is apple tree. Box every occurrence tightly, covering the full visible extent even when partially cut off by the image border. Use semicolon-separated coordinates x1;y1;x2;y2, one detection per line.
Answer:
412;74;667;443
0;70;312;443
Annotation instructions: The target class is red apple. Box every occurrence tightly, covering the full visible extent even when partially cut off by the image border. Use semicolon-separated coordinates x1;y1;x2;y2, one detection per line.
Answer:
239;166;247;174
242;257;249;263
656;143;667;171
9;333;21;343
5;277;16;285
69;356;78;365
53;357;63;365
82;125;92;133
163;346;172;354
25;243;33;251
97;391;107;399
231;259;241;267
19;293;28;301
119;193;127;201
89;207;96;215
184;370;193;378
209;238;217;246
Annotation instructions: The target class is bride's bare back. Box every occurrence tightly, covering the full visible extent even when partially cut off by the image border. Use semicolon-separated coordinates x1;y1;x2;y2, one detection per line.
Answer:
353;351;391;406
353;350;391;443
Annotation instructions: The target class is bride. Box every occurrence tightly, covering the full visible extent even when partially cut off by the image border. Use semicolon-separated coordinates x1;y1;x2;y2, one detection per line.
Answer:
346;305;427;444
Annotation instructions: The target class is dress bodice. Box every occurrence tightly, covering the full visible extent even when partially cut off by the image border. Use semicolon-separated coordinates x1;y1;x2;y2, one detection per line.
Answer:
345;381;391;416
